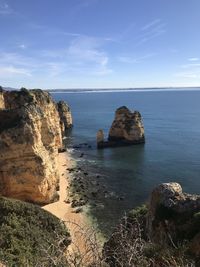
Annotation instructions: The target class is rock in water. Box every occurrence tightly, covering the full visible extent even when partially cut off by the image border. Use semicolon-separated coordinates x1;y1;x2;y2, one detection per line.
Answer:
0;88;72;204
108;106;145;143
97;106;145;148
96;129;104;148
57;101;73;136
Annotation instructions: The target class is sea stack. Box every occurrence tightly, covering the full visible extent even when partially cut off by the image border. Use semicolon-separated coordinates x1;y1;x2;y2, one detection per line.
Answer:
0;88;72;204
97;106;145;148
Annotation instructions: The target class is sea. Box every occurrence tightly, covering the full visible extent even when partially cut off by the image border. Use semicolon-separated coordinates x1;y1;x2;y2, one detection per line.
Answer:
52;89;200;236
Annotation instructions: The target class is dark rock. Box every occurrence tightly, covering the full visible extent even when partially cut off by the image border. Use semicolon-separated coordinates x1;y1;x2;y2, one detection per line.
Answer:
58;147;66;153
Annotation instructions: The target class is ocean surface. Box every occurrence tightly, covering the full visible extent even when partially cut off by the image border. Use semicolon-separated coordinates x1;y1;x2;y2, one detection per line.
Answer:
52;89;200;235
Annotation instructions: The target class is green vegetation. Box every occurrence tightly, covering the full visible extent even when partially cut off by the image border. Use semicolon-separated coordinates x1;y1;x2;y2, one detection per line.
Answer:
0;197;70;266
103;205;196;267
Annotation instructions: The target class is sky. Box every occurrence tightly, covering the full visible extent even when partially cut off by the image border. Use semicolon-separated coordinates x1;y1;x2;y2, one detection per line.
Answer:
0;0;200;89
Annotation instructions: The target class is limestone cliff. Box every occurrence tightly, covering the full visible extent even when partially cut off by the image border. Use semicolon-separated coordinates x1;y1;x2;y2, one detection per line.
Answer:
0;88;71;204
57;100;73;136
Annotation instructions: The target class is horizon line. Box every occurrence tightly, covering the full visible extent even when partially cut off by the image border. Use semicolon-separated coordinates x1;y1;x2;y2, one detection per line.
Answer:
47;86;200;91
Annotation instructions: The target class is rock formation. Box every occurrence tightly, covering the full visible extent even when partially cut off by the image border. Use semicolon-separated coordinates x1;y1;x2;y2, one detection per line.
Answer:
97;106;145;148
104;182;200;266
96;129;104;148
147;182;200;256
57;100;73;136
0;88;72;204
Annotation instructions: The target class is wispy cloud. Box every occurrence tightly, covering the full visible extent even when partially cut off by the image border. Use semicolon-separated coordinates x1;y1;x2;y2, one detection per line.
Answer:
188;57;199;62
134;19;166;46
175;71;200;79
141;19;161;31
18;44;27;49
181;63;200;69
118;53;157;64
68;0;99;17
0;66;31;77
68;36;107;65
0;33;113;81
175;59;200;79
0;1;12;15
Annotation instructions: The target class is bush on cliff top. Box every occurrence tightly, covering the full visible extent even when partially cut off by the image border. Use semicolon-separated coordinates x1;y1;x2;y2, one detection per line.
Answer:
0;197;70;266
103;205;196;267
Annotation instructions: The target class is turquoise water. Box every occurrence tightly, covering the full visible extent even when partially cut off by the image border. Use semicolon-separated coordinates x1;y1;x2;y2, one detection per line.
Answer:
52;89;200;234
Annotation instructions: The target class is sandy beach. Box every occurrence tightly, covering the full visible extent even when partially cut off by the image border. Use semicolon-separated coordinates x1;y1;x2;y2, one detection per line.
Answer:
43;152;99;264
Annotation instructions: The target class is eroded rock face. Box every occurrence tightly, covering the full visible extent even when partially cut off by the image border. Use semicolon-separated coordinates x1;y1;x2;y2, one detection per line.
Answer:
57;101;73;136
147;182;200;256
0;87;5;109
0;89;67;204
108;106;145;143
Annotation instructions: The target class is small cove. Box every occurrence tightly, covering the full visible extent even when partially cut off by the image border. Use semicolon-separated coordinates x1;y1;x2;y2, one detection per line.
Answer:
52;89;200;236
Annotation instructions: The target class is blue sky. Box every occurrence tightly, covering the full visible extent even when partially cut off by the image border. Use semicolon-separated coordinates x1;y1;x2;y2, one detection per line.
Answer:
0;0;200;89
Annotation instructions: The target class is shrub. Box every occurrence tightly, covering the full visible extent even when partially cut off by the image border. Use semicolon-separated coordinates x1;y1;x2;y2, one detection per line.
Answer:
0;197;70;266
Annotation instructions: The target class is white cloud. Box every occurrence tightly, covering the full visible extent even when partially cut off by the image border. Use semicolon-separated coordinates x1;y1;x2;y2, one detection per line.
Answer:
175;72;200;79
118;53;157;64
135;19;166;46
0;66;31;77
0;2;12;15
19;44;27;49
180;63;200;69
67;35;112;75
141;19;161;31
188;57;199;62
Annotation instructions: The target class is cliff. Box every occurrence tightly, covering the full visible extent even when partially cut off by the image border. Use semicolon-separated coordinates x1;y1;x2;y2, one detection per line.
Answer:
57;100;73;136
97;106;145;148
104;183;199;266
0;88;72;204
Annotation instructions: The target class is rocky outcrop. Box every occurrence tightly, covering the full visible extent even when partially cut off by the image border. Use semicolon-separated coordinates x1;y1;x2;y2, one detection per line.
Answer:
57;100;73;136
0;87;5;109
147;182;200;256
96;129;104;148
104;183;200;266
97;106;145;148
0;88;71;204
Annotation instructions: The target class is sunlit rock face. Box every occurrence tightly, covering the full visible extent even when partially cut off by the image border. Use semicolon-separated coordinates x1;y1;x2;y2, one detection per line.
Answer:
57;100;73;137
108;106;145;143
147;182;200;256
97;106;145;149
0;89;69;204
